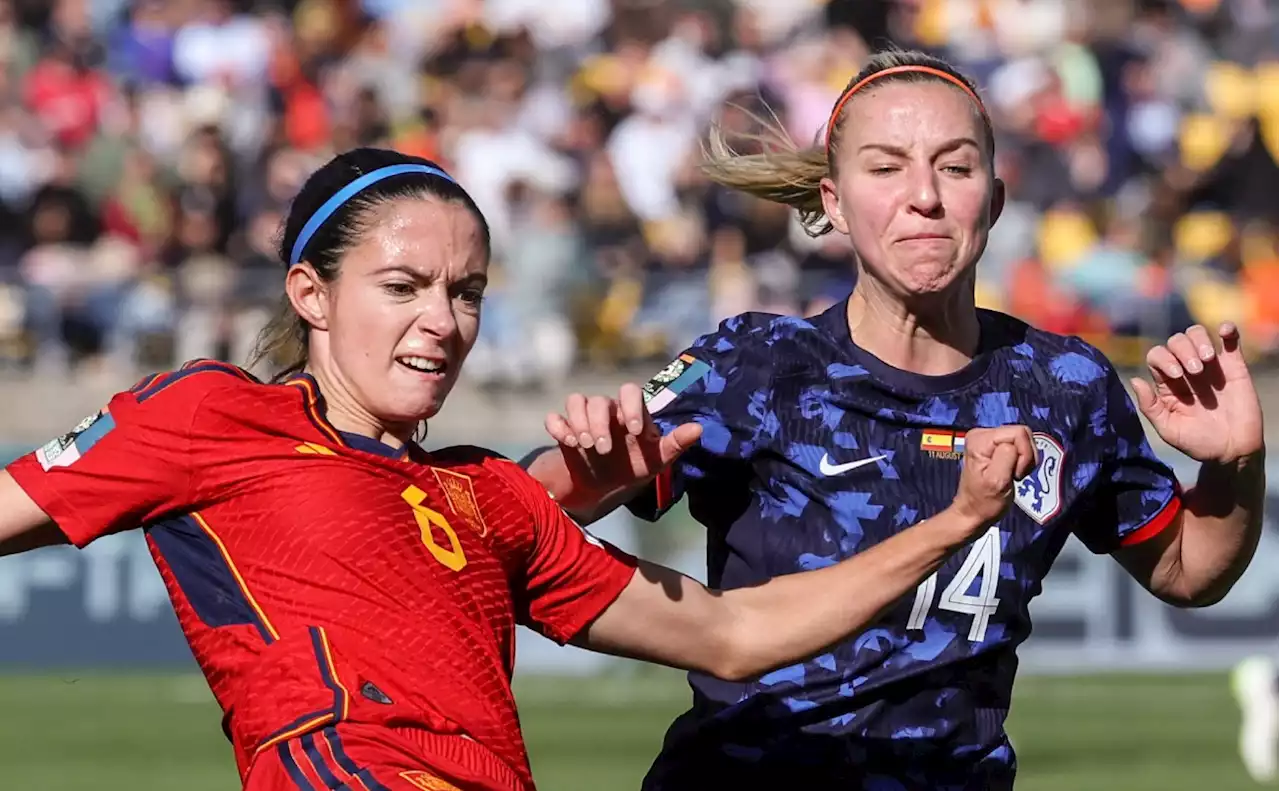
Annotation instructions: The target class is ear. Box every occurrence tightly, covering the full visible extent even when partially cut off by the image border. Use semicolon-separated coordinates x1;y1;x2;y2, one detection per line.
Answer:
819;176;849;235
285;263;330;331
988;177;1006;228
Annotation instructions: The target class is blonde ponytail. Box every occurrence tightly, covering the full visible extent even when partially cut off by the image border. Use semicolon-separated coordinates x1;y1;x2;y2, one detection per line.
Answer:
700;106;835;237
700;50;994;240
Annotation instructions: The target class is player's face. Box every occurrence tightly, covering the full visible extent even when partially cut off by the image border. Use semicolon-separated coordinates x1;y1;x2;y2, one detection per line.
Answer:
324;197;487;424
821;81;1004;301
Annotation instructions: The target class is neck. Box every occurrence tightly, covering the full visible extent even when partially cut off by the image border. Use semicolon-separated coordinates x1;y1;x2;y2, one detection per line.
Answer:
845;275;981;376
305;362;416;449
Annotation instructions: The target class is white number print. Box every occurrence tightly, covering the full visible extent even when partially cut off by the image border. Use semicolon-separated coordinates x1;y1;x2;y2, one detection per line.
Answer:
907;526;1002;642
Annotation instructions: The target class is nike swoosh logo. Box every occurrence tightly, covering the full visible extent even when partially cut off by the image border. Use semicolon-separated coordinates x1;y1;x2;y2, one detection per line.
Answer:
818;453;887;476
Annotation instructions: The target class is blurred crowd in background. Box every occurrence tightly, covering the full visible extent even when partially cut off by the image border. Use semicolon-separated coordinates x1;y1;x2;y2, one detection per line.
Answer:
0;0;1275;389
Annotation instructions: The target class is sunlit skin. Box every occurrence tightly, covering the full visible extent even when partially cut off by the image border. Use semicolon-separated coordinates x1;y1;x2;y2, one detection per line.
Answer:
819;80;1006;375
285;198;489;448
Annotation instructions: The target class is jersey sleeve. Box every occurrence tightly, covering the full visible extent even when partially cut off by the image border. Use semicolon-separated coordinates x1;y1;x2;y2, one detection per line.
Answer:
6;369;211;548
491;459;639;645
1072;362;1183;555
626;316;776;522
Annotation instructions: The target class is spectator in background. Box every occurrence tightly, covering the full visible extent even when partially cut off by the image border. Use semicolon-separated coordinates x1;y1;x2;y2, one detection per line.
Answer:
0;0;1266;380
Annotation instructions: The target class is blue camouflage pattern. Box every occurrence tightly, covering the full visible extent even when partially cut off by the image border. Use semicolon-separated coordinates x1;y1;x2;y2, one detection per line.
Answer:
629;299;1181;791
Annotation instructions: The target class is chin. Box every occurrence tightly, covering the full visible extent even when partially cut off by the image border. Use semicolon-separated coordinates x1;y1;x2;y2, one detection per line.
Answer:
380;388;449;425
897;259;969;294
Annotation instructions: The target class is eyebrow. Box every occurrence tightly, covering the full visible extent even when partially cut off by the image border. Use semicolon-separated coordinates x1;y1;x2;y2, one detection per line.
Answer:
370;265;489;286
858;138;982;157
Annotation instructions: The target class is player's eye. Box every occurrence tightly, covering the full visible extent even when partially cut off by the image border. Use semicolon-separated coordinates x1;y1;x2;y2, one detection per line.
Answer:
868;165;898;176
941;164;974;176
381;281;416;298
457;288;485;307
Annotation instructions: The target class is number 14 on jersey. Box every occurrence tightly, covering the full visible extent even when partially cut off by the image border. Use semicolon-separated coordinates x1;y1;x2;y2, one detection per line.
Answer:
906;525;1002;642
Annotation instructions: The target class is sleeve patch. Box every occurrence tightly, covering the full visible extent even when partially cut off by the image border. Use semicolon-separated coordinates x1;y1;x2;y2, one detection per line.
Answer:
34;409;115;471
643;354;711;415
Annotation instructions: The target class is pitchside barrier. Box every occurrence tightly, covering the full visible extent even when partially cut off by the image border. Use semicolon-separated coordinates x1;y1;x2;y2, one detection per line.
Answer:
0;446;1274;674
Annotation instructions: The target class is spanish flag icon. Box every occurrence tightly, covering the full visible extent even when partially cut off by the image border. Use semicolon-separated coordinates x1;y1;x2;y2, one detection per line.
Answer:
921;430;954;452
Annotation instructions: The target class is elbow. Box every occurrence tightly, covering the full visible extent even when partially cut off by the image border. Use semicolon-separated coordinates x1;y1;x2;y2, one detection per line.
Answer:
702;609;764;683
1150;575;1237;609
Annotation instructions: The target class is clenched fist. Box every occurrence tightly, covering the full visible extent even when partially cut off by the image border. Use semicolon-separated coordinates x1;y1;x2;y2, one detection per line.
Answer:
950;426;1038;529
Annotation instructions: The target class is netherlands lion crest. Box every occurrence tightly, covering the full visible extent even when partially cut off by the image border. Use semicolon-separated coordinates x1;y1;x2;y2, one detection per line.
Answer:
1014;433;1065;524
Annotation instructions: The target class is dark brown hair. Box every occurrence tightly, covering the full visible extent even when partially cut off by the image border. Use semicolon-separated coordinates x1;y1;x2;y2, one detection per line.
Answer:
248;148;491;380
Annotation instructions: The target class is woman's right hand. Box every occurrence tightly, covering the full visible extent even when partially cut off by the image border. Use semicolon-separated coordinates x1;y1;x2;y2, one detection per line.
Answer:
950;426;1038;529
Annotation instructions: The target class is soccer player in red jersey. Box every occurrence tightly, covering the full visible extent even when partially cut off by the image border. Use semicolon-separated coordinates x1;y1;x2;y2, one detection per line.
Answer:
0;149;1036;791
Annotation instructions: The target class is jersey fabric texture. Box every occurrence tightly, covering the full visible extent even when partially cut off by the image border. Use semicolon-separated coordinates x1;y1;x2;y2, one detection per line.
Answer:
630;300;1181;791
9;360;638;791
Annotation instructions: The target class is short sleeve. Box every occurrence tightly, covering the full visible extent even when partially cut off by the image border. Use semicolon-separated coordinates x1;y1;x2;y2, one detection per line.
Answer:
627;315;775;521
6;370;207;548
1072;364;1182;555
491;459;638;644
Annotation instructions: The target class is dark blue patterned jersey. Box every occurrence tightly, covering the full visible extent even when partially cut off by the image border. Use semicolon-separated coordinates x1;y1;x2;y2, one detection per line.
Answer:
628;299;1182;791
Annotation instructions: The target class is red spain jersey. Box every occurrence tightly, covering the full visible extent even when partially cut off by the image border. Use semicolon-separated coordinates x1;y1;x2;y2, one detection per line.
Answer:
7;361;638;790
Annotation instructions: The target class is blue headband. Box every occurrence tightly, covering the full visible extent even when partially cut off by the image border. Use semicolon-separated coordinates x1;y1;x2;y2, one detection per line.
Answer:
289;163;458;267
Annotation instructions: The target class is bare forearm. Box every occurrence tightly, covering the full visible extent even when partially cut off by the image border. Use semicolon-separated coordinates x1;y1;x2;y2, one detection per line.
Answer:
716;505;981;680
1170;450;1267;606
0;521;67;557
0;472;62;557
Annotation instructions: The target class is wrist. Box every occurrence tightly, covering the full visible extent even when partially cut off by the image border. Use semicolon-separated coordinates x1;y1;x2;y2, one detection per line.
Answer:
938;501;989;543
1205;448;1266;472
525;449;579;506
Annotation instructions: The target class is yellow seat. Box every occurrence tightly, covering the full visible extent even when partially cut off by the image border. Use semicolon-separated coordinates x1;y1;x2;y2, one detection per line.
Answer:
1174;212;1234;262
1179;114;1232;171
1205;61;1257;120
1037;210;1097;271
1185;278;1246;330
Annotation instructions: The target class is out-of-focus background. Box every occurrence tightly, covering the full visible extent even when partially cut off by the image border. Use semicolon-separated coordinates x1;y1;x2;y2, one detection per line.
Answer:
0;0;1274;789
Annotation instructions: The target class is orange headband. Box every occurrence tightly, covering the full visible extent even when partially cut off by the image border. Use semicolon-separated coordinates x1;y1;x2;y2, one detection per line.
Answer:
824;65;987;154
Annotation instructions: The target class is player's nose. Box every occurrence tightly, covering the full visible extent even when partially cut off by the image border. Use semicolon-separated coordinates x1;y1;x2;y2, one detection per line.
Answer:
412;294;459;339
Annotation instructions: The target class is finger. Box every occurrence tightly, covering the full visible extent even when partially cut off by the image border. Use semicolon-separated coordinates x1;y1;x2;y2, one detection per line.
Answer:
1145;344;1184;381
618;382;647;435
1216;321;1253;380
990;442;1021;485
1129;376;1164;422
587;396;616;454
544;412;576;447
1012;427;1036;479
657;422;703;466
1145;346;1195;404
1184;324;1217;363
1165;332;1202;375
564;393;593;449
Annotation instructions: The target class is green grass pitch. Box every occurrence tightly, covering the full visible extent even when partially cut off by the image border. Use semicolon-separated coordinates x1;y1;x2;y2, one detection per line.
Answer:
0;669;1263;790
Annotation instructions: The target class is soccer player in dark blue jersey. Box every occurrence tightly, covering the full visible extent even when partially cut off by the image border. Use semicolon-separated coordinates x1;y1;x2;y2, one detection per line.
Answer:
524;51;1268;790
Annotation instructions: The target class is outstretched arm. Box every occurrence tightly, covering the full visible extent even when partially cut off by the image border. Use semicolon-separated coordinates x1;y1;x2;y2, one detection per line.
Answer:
572;427;1035;681
0;471;63;556
1112;323;1266;608
575;505;982;680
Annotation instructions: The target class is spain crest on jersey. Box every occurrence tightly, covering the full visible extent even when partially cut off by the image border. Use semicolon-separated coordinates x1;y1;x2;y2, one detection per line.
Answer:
431;467;489;537
1014;432;1065;523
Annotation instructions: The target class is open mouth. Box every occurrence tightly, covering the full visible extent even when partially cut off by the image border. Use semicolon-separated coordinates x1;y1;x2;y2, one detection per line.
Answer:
396;356;447;376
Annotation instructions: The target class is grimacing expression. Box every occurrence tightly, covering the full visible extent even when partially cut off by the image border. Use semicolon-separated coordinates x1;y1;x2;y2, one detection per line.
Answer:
309;197;488;424
820;80;1004;301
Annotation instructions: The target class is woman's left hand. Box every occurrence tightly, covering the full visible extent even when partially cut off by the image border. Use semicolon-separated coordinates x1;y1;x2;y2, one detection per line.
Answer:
1132;323;1265;465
